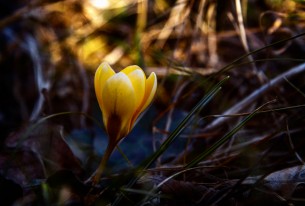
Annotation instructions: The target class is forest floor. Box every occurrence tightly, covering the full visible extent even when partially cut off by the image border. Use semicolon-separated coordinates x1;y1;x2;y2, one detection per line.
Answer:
0;0;305;205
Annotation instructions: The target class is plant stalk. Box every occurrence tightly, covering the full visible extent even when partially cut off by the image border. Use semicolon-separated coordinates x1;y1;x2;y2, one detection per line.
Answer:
92;142;115;185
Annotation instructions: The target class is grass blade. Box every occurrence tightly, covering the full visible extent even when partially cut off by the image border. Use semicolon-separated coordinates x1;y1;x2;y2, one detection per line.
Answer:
141;76;229;169
112;76;230;205
185;100;276;169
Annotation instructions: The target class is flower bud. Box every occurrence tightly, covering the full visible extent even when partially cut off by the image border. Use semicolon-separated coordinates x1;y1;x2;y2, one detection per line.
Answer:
94;62;157;144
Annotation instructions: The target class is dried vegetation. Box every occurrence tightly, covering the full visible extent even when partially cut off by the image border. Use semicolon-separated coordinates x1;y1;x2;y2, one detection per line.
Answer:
1;0;305;205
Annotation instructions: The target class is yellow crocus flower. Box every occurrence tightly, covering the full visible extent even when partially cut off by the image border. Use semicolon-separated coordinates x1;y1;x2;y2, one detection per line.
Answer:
92;62;157;183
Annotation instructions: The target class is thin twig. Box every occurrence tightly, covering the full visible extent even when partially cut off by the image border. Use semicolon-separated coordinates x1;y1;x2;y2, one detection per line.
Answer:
235;0;257;72
76;61;90;127
204;62;305;132
286;120;305;164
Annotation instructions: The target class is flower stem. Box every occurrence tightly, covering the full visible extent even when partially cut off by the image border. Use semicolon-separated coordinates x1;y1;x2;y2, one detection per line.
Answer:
92;143;115;185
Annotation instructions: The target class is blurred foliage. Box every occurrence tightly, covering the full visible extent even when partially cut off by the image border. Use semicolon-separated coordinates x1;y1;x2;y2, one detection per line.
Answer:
1;0;305;205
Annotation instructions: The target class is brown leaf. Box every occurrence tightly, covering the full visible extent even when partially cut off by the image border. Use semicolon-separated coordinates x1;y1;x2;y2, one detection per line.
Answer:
0;149;44;186
5;122;84;177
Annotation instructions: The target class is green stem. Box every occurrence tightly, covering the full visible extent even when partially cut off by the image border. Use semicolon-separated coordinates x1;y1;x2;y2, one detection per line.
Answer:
92;142;115;185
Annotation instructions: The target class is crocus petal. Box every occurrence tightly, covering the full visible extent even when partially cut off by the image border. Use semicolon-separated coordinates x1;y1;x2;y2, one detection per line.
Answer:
125;69;145;108
121;65;146;119
121;65;142;75
101;73;137;141
94;62;115;110
130;72;157;128
140;72;157;113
